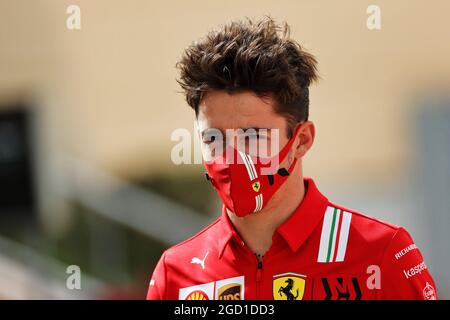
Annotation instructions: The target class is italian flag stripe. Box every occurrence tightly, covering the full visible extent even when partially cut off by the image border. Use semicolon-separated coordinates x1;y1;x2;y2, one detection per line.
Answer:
317;206;352;263
254;194;263;212
239;151;255;181
245;153;258;180
336;211;352;262
317;206;335;262
332;210;344;262
326;208;339;262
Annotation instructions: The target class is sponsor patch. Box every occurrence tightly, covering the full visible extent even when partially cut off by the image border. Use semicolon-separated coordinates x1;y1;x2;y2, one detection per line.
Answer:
394;243;418;260
318;277;362;300
215;276;244;300
186;290;210;300
180;276;244;300
179;281;214;300
403;261;427;279
423;282;437;300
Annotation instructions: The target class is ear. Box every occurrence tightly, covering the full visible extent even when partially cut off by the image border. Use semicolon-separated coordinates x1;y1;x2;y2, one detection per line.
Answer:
293;121;315;159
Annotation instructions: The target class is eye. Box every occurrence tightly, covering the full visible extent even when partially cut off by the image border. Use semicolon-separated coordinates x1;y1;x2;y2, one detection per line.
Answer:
202;135;215;145
201;128;223;145
239;131;270;142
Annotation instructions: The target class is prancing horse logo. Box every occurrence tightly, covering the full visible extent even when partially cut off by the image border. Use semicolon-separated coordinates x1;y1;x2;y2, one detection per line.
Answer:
252;181;261;192
279;278;299;300
272;272;306;300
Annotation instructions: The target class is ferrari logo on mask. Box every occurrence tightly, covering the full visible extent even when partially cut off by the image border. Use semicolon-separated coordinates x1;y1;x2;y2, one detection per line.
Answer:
273;272;306;300
252;181;261;192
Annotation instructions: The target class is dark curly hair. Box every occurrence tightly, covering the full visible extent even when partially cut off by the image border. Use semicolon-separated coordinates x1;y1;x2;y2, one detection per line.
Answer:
176;16;319;137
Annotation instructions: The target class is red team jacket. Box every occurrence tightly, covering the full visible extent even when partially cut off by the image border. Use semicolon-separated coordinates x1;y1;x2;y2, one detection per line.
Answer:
146;178;437;300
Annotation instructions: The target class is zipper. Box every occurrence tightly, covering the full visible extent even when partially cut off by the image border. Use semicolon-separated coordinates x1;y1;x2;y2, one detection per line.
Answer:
255;254;264;300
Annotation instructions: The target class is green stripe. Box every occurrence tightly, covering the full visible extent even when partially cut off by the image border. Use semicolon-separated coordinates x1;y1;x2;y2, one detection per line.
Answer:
326;207;338;262
241;153;255;180
246;155;256;180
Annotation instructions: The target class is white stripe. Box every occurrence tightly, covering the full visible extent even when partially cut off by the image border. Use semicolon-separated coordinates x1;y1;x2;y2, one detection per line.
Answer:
317;206;335;263
254;194;263;212
274;272;306;278
328;209;341;262
245;153;258;180
257;194;263;211
336;211;352;262
239;151;254;181
253;195;259;212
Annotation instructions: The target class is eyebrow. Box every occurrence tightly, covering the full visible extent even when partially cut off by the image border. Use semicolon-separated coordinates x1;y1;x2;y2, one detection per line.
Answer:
240;127;271;132
201;127;272;136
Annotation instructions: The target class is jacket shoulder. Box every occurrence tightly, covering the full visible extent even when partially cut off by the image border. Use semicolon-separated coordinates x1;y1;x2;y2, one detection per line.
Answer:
163;217;222;259
328;202;402;252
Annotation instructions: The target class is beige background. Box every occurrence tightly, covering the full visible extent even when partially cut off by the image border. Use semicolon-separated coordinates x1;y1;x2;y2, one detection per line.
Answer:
0;0;449;299
1;0;449;184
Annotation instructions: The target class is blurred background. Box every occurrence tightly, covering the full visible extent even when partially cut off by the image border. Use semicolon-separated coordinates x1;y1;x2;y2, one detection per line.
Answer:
0;0;449;299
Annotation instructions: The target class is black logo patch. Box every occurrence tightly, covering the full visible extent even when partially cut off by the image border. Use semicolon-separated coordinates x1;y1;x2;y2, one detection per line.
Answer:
319;277;362;300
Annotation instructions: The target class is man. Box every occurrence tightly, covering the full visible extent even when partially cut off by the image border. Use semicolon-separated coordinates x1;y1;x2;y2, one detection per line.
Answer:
147;17;437;300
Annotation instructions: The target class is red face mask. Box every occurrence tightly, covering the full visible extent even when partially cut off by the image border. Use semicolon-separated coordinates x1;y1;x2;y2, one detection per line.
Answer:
203;127;300;217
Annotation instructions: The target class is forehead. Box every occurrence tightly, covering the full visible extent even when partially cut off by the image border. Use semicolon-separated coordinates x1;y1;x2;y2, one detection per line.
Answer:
197;90;285;132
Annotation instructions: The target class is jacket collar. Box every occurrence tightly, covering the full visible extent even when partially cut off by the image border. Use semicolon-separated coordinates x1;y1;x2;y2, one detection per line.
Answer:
217;177;329;258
